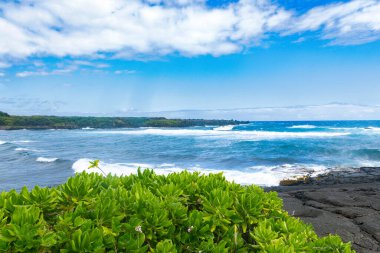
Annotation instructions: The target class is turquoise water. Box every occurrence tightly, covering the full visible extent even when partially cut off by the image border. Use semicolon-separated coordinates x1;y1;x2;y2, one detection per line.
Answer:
1;121;380;190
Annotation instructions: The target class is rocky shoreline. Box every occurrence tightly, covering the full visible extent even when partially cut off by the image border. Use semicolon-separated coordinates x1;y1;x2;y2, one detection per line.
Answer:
269;167;380;252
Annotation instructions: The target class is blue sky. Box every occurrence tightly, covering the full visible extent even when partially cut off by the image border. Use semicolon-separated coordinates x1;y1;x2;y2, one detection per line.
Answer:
0;0;380;120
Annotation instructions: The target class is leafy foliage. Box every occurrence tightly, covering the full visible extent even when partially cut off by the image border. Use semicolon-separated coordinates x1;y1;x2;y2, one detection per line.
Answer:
0;171;354;252
0;112;245;130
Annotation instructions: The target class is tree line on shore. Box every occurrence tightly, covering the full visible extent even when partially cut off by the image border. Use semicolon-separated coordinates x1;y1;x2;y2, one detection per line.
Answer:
0;111;246;130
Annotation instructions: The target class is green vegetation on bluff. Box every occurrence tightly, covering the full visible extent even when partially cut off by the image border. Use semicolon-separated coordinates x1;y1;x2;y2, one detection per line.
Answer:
0;171;353;252
0;112;9;117
0;111;246;130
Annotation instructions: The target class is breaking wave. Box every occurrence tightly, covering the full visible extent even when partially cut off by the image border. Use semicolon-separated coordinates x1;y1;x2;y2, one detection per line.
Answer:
36;157;58;163
15;148;30;151
89;129;349;140
288;125;317;129
214;125;235;131
72;158;331;186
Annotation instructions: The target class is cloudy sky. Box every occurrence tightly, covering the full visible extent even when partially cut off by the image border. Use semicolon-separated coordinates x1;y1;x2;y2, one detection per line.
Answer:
0;0;379;120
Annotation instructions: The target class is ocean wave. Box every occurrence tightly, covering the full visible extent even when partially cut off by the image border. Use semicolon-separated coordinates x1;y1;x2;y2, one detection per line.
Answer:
248;164;331;185
88;129;349;140
0;141;7;145
288;125;317;129
356;160;380;167
328;127;357;130
36;157;58;163
82;127;94;130
15;148;30;151
72;158;331;186
15;147;41;152
214;125;235;131
12;140;34;143
364;127;380;132
328;126;380;134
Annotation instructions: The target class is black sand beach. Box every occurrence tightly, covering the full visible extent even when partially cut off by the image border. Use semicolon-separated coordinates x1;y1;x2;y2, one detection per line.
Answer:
271;167;380;252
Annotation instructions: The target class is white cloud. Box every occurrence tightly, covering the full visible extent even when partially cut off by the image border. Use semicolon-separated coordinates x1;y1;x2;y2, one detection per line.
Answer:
15;71;49;78
114;69;137;75
0;0;290;61
291;0;380;45
0;97;66;115
0;0;379;64
0;62;11;68
15;60;112;77
131;103;380;121
16;66;77;77
72;60;109;68
33;61;45;67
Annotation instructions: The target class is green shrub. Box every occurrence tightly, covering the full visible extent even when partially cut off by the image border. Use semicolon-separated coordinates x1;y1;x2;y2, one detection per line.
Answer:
0;170;354;252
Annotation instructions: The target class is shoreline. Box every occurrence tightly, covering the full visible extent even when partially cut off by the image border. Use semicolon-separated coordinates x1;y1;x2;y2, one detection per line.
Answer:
0;112;247;130
268;167;380;252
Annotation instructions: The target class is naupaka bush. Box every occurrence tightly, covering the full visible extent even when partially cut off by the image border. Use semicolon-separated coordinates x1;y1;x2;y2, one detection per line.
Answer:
0;170;353;252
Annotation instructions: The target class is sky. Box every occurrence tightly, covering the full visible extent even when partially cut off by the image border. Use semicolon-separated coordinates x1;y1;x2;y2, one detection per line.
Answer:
0;0;380;120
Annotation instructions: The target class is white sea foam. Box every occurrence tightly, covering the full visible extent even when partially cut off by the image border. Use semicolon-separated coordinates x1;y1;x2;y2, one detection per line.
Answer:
15;147;40;152
36;157;58;163
364;127;380;133
89;129;349;140
158;163;176;167
0;141;6;145
328;126;380;134
288;125;317;129
248;164;331;185
214;125;235;131
328;127;357;130
82;127;94;130
72;158;331;186
13;140;34;143
15;148;30;151
356;160;380;167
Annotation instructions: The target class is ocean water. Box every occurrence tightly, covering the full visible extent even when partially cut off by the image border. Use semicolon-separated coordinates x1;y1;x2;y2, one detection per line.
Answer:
1;121;380;190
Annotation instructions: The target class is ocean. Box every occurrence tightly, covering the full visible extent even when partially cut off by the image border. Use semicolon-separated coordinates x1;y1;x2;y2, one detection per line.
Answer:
1;121;380;190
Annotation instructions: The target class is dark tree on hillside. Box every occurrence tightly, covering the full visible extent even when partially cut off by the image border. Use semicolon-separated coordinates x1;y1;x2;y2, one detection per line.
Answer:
0;111;10;117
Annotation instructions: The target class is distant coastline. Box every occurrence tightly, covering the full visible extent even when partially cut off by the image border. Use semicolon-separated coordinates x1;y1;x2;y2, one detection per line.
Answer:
0;111;247;130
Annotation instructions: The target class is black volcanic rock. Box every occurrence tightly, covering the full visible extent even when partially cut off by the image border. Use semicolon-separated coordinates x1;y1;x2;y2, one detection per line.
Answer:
270;167;380;253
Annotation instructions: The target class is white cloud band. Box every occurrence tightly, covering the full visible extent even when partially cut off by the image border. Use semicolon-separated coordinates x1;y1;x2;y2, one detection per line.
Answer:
292;0;380;45
0;0;379;62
